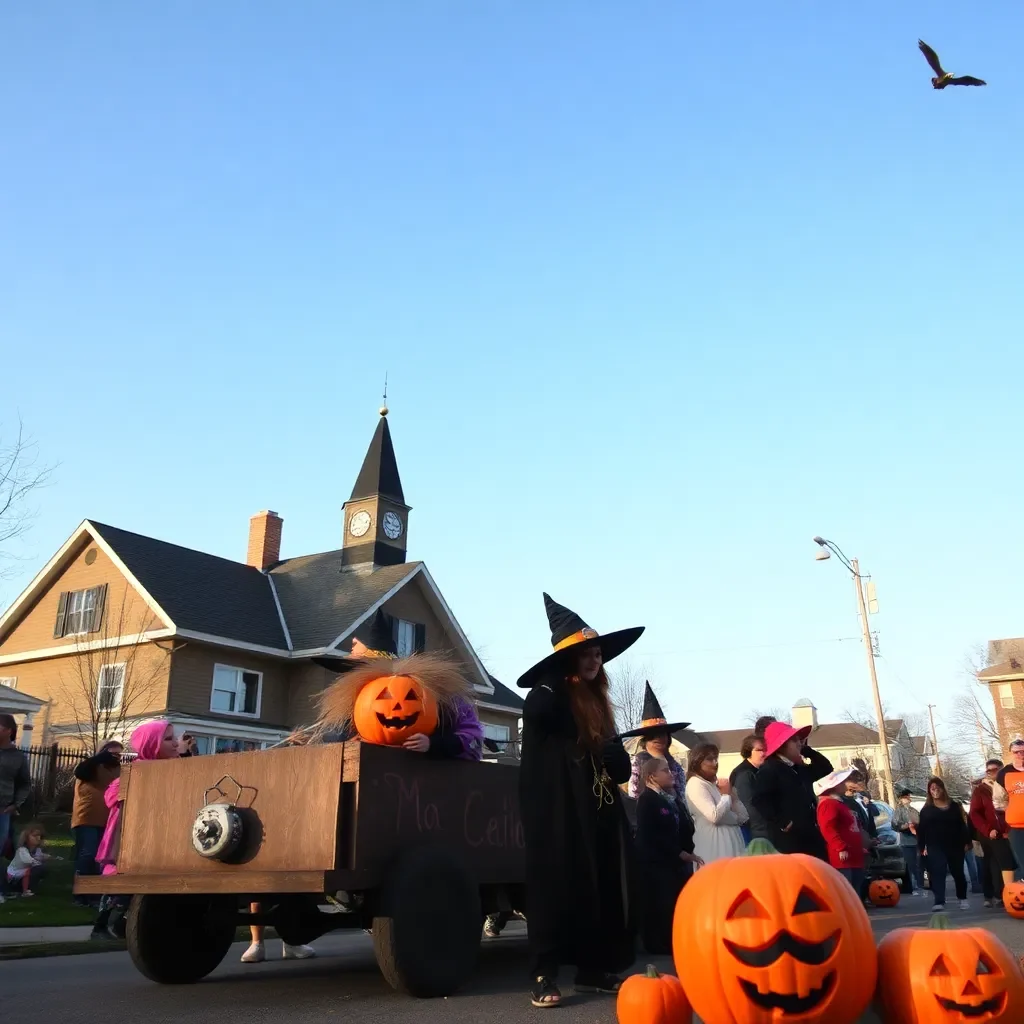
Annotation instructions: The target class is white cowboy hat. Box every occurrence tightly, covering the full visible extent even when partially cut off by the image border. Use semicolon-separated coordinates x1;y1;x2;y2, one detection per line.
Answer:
813;767;855;798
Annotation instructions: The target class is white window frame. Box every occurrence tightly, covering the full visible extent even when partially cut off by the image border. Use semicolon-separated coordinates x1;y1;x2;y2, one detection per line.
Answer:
209;664;263;718
999;683;1016;710
483;722;511;744
396;619;416;658
97;663;126;712
190;733;269;755
65;588;99;636
0;676;17;689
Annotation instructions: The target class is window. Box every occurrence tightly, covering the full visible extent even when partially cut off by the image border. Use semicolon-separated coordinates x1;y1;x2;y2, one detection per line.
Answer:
97;664;125;711
0;677;16;689
190;734;269;755
483;723;511;744
839;755;849;768
393;618;425;657
210;665;262;716
53;584;108;638
999;684;1016;710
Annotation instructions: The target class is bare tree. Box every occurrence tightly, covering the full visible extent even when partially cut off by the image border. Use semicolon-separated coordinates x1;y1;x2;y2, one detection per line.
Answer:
608;659;649;733
56;584;172;750
935;750;975;802
0;419;55;580
748;707;788;729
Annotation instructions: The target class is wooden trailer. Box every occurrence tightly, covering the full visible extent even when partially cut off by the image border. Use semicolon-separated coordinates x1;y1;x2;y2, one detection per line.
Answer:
75;740;525;995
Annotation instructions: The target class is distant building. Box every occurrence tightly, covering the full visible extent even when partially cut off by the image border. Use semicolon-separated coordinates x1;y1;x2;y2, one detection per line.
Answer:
977;638;1024;758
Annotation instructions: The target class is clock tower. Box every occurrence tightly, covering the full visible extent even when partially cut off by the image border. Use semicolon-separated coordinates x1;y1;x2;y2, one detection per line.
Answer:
341;406;411;570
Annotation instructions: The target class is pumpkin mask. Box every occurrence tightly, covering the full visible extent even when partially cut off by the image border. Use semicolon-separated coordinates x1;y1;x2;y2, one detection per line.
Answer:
877;914;1024;1022
868;879;901;908
673;839;875;1024
312;651;471;748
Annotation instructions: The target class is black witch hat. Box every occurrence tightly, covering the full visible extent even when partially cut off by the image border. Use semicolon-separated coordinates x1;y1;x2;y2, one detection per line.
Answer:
311;608;397;672
516;593;644;689
617;681;690;739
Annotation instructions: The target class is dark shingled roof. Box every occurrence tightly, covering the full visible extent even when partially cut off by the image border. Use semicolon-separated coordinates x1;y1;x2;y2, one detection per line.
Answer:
485;674;524;713
269;553;420;651
89;521;287;649
350;415;405;504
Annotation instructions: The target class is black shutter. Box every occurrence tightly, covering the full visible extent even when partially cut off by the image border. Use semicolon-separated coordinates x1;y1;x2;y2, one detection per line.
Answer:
414;623;426;653
53;592;69;638
90;583;108;633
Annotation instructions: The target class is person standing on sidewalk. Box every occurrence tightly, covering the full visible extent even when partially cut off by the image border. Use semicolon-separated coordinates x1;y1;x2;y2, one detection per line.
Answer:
730;734;767;846
0;714;30;893
815;769;865;896
996;739;1024;880
969;761;1014;907
918;776;971;912
71;740;123;895
891;790;924;896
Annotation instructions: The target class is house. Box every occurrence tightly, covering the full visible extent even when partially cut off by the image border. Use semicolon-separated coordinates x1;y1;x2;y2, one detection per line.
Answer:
977;638;1024;757
671;699;934;802
0;409;522;756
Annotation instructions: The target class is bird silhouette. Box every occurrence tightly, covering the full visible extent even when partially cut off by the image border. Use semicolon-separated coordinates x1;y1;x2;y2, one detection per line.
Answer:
918;40;986;89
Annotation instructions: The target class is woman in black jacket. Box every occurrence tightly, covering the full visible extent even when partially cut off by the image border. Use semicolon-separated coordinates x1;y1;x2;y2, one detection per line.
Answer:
918;775;971;911
751;721;833;859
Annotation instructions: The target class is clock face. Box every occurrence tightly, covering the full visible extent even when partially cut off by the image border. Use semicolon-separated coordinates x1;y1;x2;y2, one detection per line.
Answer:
349;510;372;538
382;510;404;540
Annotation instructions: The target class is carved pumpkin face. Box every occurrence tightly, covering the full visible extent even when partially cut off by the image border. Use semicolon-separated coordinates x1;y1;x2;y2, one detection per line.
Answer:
877;917;1024;1022
673;843;875;1023
352;674;439;746
1002;882;1024;919
869;879;901;908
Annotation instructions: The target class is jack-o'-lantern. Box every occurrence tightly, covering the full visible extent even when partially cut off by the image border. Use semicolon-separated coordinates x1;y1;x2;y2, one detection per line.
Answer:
311;651;470;748
1002;881;1024;919
672;839;875;1024
616;964;692;1024
877;913;1024;1022
869;879;901;908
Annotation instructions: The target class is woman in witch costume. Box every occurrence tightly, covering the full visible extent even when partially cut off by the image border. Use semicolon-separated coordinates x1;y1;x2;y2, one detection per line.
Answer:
517;594;643;1009
624;681;690;801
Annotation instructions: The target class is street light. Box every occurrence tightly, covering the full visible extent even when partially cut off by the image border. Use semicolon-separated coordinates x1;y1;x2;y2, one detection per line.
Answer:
813;536;894;804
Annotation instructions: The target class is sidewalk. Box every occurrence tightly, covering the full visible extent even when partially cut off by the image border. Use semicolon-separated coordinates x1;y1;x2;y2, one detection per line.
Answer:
0;926;94;945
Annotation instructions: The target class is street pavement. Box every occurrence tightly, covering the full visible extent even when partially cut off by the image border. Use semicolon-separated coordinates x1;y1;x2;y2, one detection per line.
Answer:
2;895;1021;1023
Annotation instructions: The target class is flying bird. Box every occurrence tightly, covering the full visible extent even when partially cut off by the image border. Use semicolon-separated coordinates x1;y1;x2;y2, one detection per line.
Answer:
918;39;986;89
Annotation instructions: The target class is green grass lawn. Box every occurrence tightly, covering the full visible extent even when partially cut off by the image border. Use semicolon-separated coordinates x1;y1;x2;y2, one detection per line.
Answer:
1;814;95;928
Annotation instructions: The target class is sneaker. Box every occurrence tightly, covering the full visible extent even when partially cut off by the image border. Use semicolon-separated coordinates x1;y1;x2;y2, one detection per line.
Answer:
931;904;946;913
959;899;970;911
241;942;265;963
282;943;315;960
983;900;993;908
911;890;923;897
484;923;500;938
21;890;34;898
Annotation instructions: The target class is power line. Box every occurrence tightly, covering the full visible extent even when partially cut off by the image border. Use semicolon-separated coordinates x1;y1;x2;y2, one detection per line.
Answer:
631;636;863;657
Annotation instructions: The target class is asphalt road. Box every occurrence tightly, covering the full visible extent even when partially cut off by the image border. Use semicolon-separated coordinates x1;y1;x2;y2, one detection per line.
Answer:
3;898;1022;1023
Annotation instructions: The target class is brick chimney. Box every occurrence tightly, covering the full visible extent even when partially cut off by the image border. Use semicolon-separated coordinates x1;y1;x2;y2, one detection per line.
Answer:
247;510;282;571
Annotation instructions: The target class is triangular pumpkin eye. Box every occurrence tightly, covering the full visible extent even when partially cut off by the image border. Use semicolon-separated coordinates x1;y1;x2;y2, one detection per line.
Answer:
930;955;952;977
793;887;829;915
405;689;418;701
977;954;1000;976
376;687;393;700
726;891;769;920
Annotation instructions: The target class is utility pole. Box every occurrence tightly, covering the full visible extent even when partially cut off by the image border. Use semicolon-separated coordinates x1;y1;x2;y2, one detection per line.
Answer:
851;558;894;804
927;703;942;777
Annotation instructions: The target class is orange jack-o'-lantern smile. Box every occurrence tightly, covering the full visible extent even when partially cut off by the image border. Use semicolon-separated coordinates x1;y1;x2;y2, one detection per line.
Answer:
929;951;1006;1018
351;674;440;746
374;685;422;729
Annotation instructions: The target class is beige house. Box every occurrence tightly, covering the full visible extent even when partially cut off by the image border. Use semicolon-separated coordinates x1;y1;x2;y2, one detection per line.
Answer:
0;411;522;755
672;699;935;801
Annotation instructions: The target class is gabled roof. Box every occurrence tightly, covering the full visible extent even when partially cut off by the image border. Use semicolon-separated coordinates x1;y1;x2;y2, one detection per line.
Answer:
350;413;405;504
672;719;913;755
484;674;524;713
979;658;1024;680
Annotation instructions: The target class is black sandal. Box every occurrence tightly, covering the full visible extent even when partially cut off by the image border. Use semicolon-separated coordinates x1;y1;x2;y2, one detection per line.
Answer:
574;972;621;994
531;976;562;1008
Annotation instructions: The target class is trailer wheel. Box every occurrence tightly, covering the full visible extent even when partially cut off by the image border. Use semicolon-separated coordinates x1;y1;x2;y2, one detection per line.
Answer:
127;894;236;984
372;845;481;997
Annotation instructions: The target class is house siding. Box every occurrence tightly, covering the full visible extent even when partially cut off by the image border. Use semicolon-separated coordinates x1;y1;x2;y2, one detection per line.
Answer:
0;540;167;656
987;679;1024;755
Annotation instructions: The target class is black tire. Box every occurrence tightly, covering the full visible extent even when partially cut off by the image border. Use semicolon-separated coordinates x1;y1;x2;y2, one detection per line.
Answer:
127;894;236;984
372;845;481;997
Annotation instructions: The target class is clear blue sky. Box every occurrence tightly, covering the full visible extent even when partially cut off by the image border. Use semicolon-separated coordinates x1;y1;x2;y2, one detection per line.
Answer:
3;4;1022;758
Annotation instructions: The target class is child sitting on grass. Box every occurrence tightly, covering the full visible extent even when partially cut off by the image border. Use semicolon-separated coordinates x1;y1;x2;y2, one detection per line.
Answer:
6;825;56;897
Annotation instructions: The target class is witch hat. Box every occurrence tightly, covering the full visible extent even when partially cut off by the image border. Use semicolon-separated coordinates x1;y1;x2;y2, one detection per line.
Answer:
617;681;690;739
516;593;644;688
311;608;397;671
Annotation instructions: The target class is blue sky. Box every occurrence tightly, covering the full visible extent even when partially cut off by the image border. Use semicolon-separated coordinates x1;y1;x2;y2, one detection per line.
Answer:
3;4;1022;756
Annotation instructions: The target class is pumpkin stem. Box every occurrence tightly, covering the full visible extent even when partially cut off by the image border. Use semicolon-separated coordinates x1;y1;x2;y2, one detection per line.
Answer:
929;913;953;930
744;838;780;857
644;964;659;979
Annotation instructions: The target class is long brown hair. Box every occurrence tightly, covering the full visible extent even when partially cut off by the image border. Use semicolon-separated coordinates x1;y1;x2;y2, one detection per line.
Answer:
565;660;615;752
925;775;950;806
686;742;720;780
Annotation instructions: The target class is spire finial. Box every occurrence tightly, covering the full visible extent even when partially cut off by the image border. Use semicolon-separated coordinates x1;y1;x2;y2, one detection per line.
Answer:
380;372;389;417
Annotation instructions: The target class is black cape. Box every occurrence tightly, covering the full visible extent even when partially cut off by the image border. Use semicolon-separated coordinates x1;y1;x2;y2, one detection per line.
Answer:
519;674;637;974
750;748;833;859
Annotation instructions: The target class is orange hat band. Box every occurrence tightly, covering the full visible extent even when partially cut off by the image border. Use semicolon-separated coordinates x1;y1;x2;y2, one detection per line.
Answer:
640;717;668;728
553;628;600;652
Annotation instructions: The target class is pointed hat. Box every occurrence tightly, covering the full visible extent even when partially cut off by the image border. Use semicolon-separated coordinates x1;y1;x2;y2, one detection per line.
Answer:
516;593;644;689
311;608;398;672
617;681;690;739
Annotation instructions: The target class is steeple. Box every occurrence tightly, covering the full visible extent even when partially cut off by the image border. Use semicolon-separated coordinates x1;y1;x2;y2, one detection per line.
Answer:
341;407;411;571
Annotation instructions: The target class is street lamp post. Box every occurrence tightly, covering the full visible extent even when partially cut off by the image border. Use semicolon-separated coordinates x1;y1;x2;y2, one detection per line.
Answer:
813;537;895;804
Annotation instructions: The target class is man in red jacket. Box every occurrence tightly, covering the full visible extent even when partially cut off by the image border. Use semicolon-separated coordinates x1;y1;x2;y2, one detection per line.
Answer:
970;758;1015;904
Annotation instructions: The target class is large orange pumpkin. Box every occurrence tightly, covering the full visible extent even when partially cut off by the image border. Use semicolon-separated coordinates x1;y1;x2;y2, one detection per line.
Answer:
672;839;875;1024
352;674;439;746
616;964;692;1024
876;913;1024;1022
1002;881;1024;919
868;879;901;908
